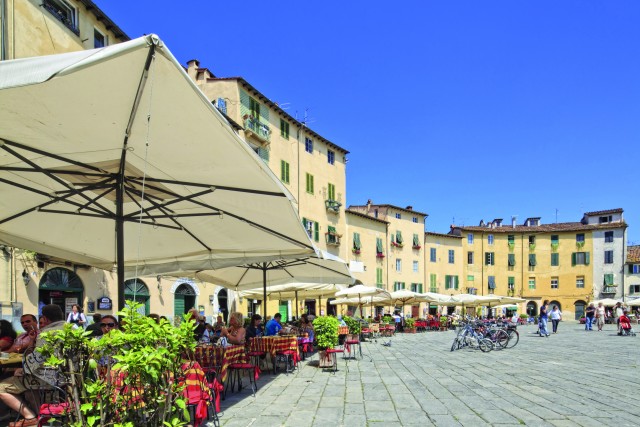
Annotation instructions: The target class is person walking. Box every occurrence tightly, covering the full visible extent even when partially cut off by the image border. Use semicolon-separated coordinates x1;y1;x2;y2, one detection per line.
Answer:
550;305;562;333
595;302;606;331
539;300;550;337
614;302;624;335
584;303;595;331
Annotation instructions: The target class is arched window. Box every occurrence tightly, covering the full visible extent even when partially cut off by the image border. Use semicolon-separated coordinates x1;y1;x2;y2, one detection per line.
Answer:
39;267;83;290
526;301;538;317
574;300;587;320
124;279;150;316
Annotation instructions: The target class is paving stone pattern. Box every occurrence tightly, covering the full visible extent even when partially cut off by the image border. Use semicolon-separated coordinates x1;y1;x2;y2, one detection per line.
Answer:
219;323;639;426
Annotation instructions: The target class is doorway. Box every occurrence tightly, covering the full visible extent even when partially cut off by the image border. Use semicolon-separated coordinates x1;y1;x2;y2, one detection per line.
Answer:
174;283;196;324
38;267;84;320
217;289;228;322
124;278;150;316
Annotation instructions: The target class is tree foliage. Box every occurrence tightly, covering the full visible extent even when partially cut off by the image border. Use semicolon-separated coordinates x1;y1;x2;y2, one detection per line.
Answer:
312;316;339;350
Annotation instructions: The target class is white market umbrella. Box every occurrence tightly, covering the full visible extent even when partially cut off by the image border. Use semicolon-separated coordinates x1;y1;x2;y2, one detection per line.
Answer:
626;299;640;307
330;294;391;317
379;290;423;316
0;35;316;309
335;285;388;317
193;250;354;317
592;298;622;307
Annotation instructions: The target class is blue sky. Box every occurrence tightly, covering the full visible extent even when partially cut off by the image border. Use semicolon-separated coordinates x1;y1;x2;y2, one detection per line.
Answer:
97;1;640;244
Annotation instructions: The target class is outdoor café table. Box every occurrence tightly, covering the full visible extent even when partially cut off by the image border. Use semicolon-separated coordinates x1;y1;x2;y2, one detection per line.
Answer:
248;336;300;372
194;344;247;386
0;352;23;375
297;335;312;360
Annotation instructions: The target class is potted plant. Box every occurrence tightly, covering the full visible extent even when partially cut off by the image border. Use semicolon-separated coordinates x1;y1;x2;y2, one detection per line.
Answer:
343;316;361;336
313;316;340;368
439;316;449;331
404;317;416;333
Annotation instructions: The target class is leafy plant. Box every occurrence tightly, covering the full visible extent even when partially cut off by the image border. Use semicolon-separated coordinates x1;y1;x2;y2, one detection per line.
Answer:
39;301;197;427
342;316;361;335
382;315;393;324
313;316;339;350
520;314;528;319
404;318;415;329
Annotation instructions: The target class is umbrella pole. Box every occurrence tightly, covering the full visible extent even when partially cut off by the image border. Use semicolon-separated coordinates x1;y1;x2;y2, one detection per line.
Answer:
263;264;267;319
116;171;125;312
295;291;299;319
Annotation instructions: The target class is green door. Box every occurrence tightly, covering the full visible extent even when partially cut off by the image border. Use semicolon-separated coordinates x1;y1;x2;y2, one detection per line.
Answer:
278;300;288;320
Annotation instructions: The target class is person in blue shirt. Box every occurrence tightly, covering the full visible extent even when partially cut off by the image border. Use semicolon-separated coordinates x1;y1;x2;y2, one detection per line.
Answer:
538;300;550;337
265;313;283;336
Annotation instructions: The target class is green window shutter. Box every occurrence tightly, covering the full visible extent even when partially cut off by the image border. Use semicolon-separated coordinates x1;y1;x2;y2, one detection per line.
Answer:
508;277;515;286
585;252;590;265
302;217;308;228
376;268;382;284
485;252;490;265
508;254;515;266
430;274;436;287
529;254;537;266
413;234;419;246
353;232;361;250
314;222;319;242
328;225;336;233
571;253;576;266
240;90;251;117
390;234;395;244
551;253;559;266
445;275;450;289
454;276;459;290
328;183;335;200
604;274;613;285
397;231;403;244
376;238;383;254
630;264;635;274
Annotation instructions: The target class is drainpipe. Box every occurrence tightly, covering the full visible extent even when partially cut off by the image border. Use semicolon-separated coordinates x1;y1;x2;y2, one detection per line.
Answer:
621;227;627;302
0;0;6;60
481;232;484;296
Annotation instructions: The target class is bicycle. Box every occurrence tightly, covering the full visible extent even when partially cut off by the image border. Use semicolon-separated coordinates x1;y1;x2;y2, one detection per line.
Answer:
451;321;494;352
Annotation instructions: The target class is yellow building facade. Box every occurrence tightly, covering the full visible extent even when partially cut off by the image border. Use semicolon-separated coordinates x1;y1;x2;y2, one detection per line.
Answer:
424;232;463;310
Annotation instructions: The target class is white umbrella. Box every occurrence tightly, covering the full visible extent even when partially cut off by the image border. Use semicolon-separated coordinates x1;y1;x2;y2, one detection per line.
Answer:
592;298;622;307
0;35;315;309
193;250;354;316
626;299;640;307
335;285;388;317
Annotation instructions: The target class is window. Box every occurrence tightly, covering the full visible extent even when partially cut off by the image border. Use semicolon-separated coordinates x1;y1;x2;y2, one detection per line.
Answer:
430;274;437;291
508;277;515;290
394;282;405;291
376;238;384;257
374;209;378;218
305;137;313;153
529;254;537;267
305;173;314;194
551;253;559;266
352;232;361;253
630;264;640;274
395;213;401;219
485;252;494;265
448;250;455;264
529;235;536;245
43;0;78;34
411;283;423;293
280;160;290;184
467;251;474;265
604;231;614;243
572;252;590;266
576;277;585;288
413;261;419;273
280;119;290;139
551;277;559;289
488;234;494;245
467;275;474;282
507;235;514;245
551;235;559;245
468;234;474;244
249;97;261;119
528;278;536;290
508;254;516;267
327;183;336;201
604;274;614;287
216;98;227;115
630;284;640;294
604;250;614;264
576;233;585;243
327;150;335;165
488;276;496;291
412;233;420;248
396;259;402;272
445;275;459;290
302;218;319;242
376;268;383;286
430;248;436;262
94;29;106;48
412;217;418;223
599;215;612;223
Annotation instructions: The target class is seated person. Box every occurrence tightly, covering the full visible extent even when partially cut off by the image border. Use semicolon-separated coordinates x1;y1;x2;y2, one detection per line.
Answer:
85;313;104;338
619;311;632;335
220;312;246;345
200;323;214;343
0;320;17;352
265;313;284;336
213;315;225;336
0;304;66;427
7;314;38;354
246;314;264;340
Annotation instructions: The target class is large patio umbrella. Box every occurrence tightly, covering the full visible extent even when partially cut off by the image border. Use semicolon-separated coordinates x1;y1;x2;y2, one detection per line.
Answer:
378;290;424;316
330;294;391;317
592;298;621;306
192;250;354;317
0;35;316;309
335;285;388;317
237;282;348;318
626;299;640;307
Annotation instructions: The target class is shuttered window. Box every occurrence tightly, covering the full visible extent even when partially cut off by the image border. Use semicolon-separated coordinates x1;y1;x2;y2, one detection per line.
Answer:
280;119;289;139
508;254;516;266
376;238;383;255
305;173;314;194
280;160;290;184
529;254;537;266
353;232;361;251
488;276;496;289
327;183;335;201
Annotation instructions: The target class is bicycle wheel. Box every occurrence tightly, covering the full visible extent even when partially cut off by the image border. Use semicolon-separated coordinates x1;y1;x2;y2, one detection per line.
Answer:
493;329;509;350
451;337;461;352
478;338;493;352
506;329;520;348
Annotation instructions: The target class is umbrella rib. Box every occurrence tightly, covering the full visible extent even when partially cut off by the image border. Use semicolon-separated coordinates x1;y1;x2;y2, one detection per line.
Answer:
128;177;287;198
0;139;107;173
123;186;218;219
0;167;109;178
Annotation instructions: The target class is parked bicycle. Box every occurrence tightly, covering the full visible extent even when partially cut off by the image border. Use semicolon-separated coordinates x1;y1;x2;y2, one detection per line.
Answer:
451;321;494;352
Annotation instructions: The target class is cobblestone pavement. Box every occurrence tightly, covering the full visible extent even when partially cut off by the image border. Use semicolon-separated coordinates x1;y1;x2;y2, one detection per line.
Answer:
219;322;639;427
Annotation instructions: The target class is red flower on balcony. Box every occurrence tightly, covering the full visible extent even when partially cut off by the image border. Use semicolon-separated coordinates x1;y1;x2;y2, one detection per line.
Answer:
352;249;361;255
412;245;422;250
376;253;385;258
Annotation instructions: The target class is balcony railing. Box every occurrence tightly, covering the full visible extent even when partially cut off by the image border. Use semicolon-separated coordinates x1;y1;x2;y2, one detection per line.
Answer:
429;287;439;293
325;232;342;246
325;199;342;214
243;116;271;143
601;286;617;296
43;0;80;35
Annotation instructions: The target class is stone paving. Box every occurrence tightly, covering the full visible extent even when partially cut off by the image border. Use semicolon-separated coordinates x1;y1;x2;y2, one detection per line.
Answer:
219;322;639;427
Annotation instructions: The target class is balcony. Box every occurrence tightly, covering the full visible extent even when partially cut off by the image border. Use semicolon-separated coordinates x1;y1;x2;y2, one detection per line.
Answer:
601;286;617;297
429;287;440;293
243;115;271;144
466;287;477;295
43;0;80;36
325;231;342;246
325;199;342;214
507;289;515;297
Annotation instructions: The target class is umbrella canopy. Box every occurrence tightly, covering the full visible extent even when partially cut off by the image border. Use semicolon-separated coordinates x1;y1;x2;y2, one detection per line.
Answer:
192;250;354;316
592;298;622;306
0;35;316;309
626;299;640;307
495;296;526;305
449;294;502;306
334;285;388;317
237;282;346;300
418;292;454;304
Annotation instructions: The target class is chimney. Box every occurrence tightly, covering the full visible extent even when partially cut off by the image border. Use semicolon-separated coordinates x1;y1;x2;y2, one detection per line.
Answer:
366;199;372;211
406;206;413;211
186;59;200;80
511;216;517;228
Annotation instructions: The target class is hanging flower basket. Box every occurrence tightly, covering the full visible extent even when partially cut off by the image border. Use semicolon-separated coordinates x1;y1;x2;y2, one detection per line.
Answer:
352;249;361;255
412;245;421;250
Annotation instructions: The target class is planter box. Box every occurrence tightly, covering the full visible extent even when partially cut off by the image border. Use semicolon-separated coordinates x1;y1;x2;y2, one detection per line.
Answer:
318;350;334;368
404;328;417;333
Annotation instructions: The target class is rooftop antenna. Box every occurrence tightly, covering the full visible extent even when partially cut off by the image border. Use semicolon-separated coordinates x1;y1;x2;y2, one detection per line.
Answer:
555;208;559;223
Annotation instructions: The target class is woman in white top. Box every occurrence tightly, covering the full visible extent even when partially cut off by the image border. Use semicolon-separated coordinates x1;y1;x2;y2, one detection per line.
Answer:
549;306;562;334
66;304;86;328
595;302;606;331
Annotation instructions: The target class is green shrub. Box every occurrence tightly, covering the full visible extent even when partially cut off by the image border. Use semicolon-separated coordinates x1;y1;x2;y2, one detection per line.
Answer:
404;318;416;329
382;315;393;324
520;314;528;319
313;316;339;350
343;316;361;335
